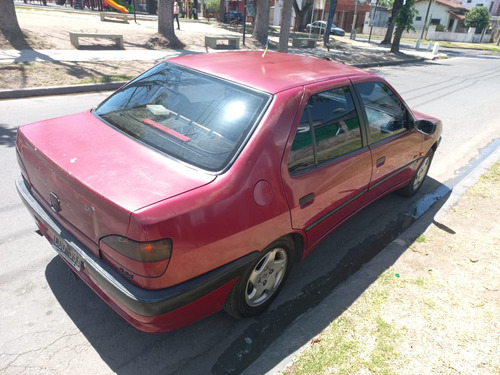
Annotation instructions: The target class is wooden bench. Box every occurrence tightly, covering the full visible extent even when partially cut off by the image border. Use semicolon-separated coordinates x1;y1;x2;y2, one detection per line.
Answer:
292;37;318;48
99;12;129;22
205;36;240;50
69;32;124;49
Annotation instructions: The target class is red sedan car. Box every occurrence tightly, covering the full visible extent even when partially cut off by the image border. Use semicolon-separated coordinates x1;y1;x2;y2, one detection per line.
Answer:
16;52;442;333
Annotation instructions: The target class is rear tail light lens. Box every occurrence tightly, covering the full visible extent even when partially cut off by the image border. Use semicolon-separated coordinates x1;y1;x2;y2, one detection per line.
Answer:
99;236;172;281
101;236;172;262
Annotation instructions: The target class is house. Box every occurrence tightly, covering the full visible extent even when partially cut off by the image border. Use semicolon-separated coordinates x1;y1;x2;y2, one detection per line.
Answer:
462;0;500;16
414;0;471;32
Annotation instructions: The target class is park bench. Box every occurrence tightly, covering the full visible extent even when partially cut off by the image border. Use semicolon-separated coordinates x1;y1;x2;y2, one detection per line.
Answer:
99;12;129;22
69;32;124;49
292;37;318;48
205;36;240;50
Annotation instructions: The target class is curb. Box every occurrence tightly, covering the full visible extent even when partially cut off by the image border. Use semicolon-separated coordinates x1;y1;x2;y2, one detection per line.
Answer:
0;57;427;100
354;57;426;68
0;81;126;100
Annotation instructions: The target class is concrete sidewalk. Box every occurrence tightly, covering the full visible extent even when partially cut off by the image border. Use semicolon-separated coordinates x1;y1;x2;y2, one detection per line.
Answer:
0;49;183;63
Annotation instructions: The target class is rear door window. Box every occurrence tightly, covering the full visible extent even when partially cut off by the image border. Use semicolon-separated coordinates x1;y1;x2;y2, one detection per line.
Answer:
288;86;363;175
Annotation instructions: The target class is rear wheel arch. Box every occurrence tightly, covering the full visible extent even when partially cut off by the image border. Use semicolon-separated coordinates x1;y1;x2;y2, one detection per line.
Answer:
223;234;300;319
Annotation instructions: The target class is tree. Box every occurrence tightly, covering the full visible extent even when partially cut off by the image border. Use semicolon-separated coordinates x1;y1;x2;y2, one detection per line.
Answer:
219;0;225;22
391;0;417;53
464;6;490;33
279;0;293;52
253;0;270;44
292;0;314;32
158;0;183;48
206;0;219;15
0;0;30;49
381;0;402;44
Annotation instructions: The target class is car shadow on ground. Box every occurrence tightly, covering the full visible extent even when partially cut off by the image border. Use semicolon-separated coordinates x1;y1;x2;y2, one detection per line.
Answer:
45;176;450;375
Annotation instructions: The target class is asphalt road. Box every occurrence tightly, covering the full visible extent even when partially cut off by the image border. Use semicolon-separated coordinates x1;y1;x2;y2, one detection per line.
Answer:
1;54;499;375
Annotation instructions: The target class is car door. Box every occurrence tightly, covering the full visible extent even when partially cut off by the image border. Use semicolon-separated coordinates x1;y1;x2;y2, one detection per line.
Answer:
281;80;373;251
352;78;423;201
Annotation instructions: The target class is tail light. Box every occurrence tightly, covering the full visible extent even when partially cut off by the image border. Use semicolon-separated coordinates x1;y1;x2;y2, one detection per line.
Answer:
100;236;172;283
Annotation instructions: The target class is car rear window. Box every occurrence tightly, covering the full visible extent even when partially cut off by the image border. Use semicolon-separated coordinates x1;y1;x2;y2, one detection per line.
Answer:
94;61;271;172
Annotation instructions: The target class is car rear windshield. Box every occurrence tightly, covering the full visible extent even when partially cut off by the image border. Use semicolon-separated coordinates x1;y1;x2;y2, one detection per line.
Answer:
94;61;271;172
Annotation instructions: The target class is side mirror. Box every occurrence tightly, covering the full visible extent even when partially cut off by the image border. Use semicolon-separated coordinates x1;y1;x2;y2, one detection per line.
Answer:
415;120;436;135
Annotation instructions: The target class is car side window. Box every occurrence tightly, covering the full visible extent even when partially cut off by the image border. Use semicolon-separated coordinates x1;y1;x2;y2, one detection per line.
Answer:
288;86;363;175
355;82;410;143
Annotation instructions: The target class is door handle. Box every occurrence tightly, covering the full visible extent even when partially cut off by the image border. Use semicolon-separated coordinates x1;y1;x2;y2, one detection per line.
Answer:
376;156;386;168
299;193;315;208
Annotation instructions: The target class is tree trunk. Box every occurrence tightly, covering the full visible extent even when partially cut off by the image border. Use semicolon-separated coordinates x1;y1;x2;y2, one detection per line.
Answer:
253;0;270;45
278;0;293;52
158;0;183;48
292;0;313;32
390;25;403;53
0;0;30;49
219;0;225;22
381;0;402;45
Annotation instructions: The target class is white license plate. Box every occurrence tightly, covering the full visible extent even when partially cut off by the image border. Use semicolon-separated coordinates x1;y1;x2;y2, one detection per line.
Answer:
52;234;82;271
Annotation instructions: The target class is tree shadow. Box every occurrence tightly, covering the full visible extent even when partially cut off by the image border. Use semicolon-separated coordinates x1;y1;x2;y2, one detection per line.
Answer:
0;124;17;148
1;30;32;51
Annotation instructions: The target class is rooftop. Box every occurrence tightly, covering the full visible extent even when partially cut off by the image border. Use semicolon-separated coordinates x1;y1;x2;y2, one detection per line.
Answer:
170;51;373;94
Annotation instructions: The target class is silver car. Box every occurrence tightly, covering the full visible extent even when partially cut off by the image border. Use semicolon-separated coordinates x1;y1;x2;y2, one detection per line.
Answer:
306;20;345;36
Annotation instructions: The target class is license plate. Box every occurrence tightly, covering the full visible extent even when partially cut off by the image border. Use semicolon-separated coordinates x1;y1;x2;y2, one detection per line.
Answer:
52;234;82;271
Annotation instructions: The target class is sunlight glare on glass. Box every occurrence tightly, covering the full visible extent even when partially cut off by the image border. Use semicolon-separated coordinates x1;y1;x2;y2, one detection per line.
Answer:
225;101;245;121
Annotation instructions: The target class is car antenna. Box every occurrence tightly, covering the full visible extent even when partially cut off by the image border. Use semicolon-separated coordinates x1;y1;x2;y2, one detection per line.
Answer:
262;40;269;58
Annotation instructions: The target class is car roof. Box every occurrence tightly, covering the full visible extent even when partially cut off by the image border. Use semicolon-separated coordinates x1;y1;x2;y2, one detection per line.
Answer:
168;51;373;94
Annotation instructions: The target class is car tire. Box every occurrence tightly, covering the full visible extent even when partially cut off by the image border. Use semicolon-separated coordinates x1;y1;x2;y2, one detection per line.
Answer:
224;236;295;319
398;148;434;197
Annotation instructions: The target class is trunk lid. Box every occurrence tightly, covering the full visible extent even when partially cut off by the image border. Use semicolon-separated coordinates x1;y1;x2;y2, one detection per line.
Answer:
17;110;215;250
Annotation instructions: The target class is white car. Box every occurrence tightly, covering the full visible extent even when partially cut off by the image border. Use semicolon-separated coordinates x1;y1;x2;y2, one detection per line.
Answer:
307;20;345;36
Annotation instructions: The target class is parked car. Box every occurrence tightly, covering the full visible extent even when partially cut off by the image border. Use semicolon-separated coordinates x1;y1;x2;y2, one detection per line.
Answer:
223;11;243;24
16;52;442;333
306;20;345;36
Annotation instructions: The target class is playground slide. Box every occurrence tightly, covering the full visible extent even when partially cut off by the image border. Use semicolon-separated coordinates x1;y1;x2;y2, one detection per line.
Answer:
106;0;129;14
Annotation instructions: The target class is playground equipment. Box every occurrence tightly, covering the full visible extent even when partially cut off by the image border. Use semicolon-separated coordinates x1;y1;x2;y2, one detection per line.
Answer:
103;0;129;13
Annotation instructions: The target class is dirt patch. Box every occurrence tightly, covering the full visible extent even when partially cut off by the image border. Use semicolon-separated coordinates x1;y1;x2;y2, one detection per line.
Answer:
0;60;153;89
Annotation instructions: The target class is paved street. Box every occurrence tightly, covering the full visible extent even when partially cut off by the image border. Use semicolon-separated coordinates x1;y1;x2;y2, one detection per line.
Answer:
1;54;499;374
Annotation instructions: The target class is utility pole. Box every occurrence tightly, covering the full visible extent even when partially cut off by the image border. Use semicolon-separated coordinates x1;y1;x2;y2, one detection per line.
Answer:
368;0;379;43
420;0;433;40
324;0;337;44
350;0;359;39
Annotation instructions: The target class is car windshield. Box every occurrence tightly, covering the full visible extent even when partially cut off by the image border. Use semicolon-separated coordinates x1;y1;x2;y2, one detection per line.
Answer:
94;61;271;172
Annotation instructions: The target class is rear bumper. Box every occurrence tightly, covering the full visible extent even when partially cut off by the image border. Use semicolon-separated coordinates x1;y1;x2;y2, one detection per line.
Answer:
16;176;258;332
